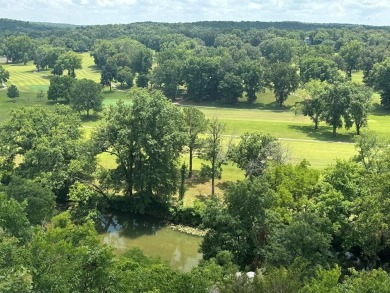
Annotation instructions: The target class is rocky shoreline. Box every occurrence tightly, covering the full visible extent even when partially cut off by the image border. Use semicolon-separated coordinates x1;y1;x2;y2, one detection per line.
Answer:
169;224;207;237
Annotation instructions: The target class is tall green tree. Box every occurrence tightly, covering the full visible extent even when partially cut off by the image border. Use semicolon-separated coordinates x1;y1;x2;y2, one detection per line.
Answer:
217;72;243;104
260;38;294;64
100;59;118;91
183;107;208;178
152;59;183;100
30;213;116;293
321;82;353;137
267;62;300;107
339;40;363;78
365;58;390;108
296;80;328;129
94;89;186;209
183;56;220;102
0;65;10;86
199;118;226;195
47;75;75;102
201;178;275;269
229;132;284;178
240;60;264;104
0;105;96;200
55;51;82;78
299;56;339;83
70;79;103;117
7;85;19;103
5;176;55;225
4;35;35;64
348;84;372;135
116;66;134;88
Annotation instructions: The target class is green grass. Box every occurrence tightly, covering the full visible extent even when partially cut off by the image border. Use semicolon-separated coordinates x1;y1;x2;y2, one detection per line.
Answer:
1;58;389;202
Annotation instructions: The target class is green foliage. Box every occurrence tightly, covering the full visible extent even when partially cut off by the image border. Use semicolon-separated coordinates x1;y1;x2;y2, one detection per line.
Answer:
68;182;103;224
183;107;208;178
4;35;35;64
47;75;75;102
115;248;187;293
296;80;328;129
95;89;186;211
100;60;117;91
153;59;183;100
348;83;372;135
199;118;226;195
170;199;206;227
0;65;10;85
240;60;264;104
54;51;82;77
365;57;390;108
5;176;55;225
0;193;31;240
30;212;117;293
116;66;134;88
321;82;353;136
266;210;334;268
217;72;243;104
70;78;103;117
267;62;300;107
7;85;19;102
201;178;275;269
339;40;363;78
266;161;320;220
0;105;96;199
299;57;339;83
340;269;390;292
299;266;341;293
183;56;220;102
136;73;149;88
229;132;284;178
260;37;294;63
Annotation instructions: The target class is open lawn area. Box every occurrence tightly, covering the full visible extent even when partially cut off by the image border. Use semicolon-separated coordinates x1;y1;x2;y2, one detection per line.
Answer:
1;57;389;202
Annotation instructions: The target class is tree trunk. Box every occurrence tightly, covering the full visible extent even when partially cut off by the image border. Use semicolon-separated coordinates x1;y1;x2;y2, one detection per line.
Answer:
279;97;283;107
356;123;360;135
188;145;193;178
333;124;337;137
211;156;215;196
211;174;215;196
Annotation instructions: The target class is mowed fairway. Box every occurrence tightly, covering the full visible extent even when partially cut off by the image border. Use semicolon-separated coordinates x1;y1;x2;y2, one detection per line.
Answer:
1;57;388;198
0;53;126;121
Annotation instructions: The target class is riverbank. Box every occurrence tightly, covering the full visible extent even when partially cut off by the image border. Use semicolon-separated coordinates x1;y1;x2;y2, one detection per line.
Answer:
170;224;208;237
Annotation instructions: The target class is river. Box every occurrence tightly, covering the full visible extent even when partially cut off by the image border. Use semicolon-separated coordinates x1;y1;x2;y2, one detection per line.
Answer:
98;212;203;272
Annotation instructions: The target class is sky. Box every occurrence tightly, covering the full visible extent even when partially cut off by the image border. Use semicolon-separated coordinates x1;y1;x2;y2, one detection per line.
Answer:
1;0;390;26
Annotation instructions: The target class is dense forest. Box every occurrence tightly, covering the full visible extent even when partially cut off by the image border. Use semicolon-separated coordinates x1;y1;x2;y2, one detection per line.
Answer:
1;18;390;292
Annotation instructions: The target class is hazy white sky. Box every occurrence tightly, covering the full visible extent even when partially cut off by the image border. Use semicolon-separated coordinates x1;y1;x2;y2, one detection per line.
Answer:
0;0;389;26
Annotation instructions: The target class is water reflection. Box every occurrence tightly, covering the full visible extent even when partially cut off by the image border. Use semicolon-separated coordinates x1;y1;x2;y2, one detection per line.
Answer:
98;212;203;272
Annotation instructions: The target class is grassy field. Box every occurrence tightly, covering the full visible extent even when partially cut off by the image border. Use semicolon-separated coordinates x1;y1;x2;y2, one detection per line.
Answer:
0;53;128;121
1;54;389;202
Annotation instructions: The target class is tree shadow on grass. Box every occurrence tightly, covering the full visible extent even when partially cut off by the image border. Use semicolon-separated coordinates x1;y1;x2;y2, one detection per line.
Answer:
287;124;356;143
80;114;102;123
370;102;390;116
88;64;100;72
216;181;234;191
178;98;292;112
185;171;209;187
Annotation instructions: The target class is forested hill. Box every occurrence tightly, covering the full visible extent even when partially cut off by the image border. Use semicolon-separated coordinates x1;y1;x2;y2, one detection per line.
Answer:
186;20;384;31
2;18;390;39
0;18;74;37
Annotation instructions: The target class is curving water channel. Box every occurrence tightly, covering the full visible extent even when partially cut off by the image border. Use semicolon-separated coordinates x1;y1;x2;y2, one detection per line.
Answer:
98;212;203;272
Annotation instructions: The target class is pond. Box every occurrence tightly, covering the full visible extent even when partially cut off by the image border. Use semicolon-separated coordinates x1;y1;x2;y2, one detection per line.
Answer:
98;212;203;272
